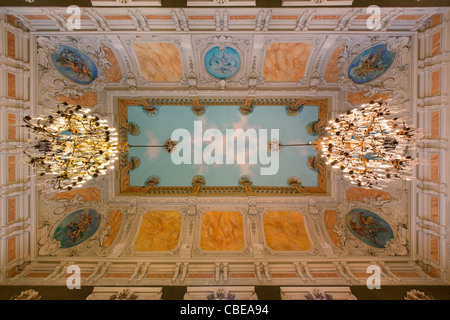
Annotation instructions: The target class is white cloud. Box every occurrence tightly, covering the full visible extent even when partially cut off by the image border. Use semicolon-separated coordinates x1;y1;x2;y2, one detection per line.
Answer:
145;130;161;160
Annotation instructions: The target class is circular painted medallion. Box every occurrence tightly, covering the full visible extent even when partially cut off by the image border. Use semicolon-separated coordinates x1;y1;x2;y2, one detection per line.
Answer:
348;44;395;84
204;46;241;79
345;208;394;248
51;45;98;84
53;209;101;248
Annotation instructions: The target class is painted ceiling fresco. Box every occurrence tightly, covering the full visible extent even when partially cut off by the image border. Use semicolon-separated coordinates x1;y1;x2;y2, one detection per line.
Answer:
133;43;183;82
200;211;244;251
345;208;394;249
51;45;98;84
347;44;395;84
23;5;433;286
263;211;311;251
263;43;313;82
53;209;101;249
123;101;319;187
134;211;182;251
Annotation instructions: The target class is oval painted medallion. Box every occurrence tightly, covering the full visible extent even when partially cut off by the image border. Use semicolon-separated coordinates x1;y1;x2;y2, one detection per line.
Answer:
348;44;395;84
53;209;101;248
51;45;98;84
204;46;241;79
345;208;394;248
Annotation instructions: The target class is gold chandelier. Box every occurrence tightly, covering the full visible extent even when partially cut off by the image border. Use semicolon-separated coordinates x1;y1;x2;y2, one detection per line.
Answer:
22;103;119;191
317;100;416;189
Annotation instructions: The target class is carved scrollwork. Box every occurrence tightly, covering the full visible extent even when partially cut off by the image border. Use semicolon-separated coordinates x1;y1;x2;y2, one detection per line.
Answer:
332;191;409;257
37;201;113;257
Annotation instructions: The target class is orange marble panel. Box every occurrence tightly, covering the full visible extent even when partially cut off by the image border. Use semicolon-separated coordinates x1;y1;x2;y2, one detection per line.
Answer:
430;196;439;222
104;273;132;278
7;112;16;125
271;15;298;20
133;43;182;82
188;15;214;20
352;272;370;278
431;70;440;96
430;235;439;262
324;210;341;248
346;187;392;202
395;15;423;20
430;110;440;138
103;15;131;20
200;211;244;251
24;272;52;278
8;155;16;183
188;273;214;278
311;272;339;278
64;272;91;278
7;267;21;278
324;46;344;82
348;91;392;105
432;31;441;56
147;273;173;278
134;211;182;251
263;211;311;251
7;197;16;223
426;266;440;278
355;15;371;20
263;42;312;82
101;211;123;249
271;273;298;278
7;236;16;263
7;31;15;58
430;153;439;181
6;15;19;26
229;15;256;20
145;15;172;20
8;125;16;140
392;272;421;278
56;91;98;108
23;15;50;20
7;113;17;140
52;187;100;202
429;14;441;28
7;73;16;98
230;273;256;278
103;46;122;82
313;15;341;20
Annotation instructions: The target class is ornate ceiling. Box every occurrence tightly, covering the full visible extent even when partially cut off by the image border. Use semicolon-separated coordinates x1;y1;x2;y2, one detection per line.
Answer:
1;5;449;288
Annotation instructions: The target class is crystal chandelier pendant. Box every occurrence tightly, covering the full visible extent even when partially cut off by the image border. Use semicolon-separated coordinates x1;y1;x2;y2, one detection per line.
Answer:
22;103;119;192
317;100;417;189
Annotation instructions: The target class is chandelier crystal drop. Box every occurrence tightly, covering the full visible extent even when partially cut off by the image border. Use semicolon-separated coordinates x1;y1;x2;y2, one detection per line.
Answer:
318;100;416;189
22;103;119;191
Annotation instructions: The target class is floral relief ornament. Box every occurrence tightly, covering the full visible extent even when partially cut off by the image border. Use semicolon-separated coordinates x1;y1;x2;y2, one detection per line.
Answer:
10;289;41;300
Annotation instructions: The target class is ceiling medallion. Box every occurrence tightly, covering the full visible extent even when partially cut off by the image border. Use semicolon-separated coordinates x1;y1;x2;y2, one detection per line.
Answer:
348;44;395;84
204;46;241;79
163;139;178;154
317;100;416;189
22;103;119;191
51;45;98;85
